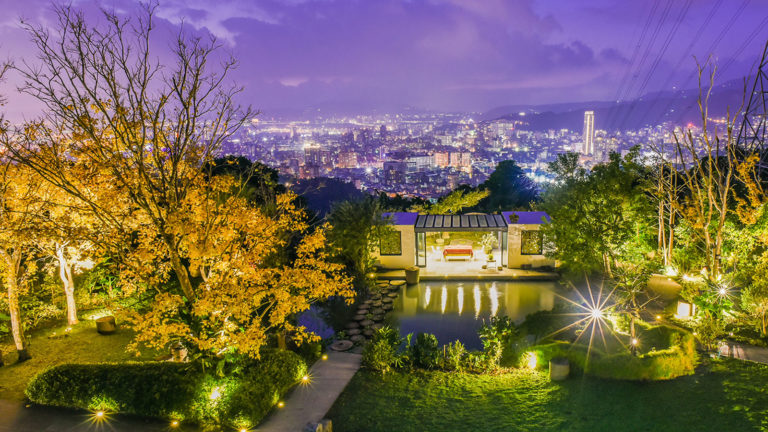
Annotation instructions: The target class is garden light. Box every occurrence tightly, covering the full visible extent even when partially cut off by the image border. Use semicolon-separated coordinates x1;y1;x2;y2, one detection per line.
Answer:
171;420;179;427
302;375;309;382
277;401;285;408
631;338;638;346
590;308;603;320
209;387;222;401
524;352;537;369
322;354;328;361
95;411;104;418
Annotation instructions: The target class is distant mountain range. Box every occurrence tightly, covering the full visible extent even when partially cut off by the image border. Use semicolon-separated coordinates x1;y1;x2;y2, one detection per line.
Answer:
483;78;749;132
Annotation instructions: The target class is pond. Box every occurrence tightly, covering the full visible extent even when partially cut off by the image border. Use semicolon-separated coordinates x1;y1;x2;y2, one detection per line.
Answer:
389;280;559;349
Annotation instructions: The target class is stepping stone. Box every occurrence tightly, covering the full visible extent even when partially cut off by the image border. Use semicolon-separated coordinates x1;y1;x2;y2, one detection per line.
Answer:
353;315;366;321
363;329;374;337
372;308;385;315
372;323;384;330
372;301;383;307
372;315;384;322
329;340;354;351
360;319;374;327
382;297;393;303
383;303;394;311
346;322;360;329
390;280;406;286
376;282;389;288
347;328;361;335
387;292;399;298
362;300;373;306
371;294;382;300
351;334;366;343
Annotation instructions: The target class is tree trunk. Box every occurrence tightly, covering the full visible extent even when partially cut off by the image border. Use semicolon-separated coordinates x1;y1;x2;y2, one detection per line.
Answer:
3;251;30;362
56;245;79;325
163;235;196;300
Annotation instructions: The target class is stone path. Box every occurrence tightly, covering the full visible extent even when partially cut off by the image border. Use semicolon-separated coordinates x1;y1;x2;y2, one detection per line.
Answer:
257;351;362;432
0;399;179;432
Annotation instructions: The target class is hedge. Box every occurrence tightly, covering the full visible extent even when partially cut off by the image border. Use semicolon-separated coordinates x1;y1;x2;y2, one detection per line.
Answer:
25;348;307;429
531;325;697;381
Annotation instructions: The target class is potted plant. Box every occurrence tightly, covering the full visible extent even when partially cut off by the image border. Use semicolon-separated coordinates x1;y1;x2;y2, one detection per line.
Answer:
481;233;498;263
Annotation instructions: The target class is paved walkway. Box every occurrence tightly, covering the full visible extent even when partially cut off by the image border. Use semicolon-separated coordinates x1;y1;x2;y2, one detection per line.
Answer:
723;342;768;364
0;399;178;432
257;351;362;432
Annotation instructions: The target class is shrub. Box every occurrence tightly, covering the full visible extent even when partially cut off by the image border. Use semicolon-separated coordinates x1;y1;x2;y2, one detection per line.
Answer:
479;316;520;368
362;327;403;373
26;349;306;429
531;325;697;381
441;341;466;372
412;333;440;369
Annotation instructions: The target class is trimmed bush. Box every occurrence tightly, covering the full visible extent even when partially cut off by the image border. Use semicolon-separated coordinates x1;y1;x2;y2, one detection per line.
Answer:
530;325;697;381
26;349;307;429
413;333;440;369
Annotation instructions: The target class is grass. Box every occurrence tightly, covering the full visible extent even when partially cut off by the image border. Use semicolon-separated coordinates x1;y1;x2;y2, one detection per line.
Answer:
327;358;768;432
0;318;157;401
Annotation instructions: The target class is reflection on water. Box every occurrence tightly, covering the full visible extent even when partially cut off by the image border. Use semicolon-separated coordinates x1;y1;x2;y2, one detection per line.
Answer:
390;281;557;350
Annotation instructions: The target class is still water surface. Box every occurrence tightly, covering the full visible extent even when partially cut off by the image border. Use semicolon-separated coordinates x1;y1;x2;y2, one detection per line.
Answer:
389;281;558;349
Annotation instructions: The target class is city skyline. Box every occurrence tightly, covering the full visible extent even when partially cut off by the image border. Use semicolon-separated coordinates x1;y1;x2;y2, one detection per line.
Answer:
1;0;767;119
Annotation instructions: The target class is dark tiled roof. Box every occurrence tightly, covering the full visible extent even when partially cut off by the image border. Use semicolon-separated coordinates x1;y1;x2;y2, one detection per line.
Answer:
414;213;508;232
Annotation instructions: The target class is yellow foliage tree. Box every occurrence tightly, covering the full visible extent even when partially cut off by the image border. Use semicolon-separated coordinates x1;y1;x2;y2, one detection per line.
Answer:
7;5;353;359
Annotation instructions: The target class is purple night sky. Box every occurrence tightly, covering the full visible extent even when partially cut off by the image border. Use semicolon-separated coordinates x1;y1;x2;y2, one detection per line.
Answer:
1;0;767;119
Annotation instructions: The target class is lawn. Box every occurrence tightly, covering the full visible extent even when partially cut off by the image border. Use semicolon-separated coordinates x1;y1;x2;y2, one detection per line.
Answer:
0;318;157;401
327;358;768;432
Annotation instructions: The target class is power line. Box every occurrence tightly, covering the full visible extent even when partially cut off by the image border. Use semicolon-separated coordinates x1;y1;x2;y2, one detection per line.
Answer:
614;0;694;131
635;0;724;128
606;0;675;131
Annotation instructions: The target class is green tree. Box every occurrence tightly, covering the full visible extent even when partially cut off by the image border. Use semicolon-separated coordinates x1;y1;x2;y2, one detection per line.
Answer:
410;188;489;214
540;149;655;276
476;160;538;212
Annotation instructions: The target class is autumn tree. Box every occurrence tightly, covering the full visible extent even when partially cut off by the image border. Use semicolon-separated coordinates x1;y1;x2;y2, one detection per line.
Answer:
0;163;46;362
7;5;353;359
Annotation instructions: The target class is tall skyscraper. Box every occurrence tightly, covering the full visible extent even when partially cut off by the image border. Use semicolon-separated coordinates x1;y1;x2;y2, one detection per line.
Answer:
583;110;595;155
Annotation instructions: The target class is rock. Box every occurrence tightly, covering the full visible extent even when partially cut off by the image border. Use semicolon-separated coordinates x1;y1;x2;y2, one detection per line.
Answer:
345;322;360;329
372;301;383;307
390;280;406;286
353;315;367;321
356;308;369;315
330;340;354;352
347;328;362;335
376;282;389;288
363;329;374;337
360;319;374;327
350;334;366;343
382;297;393;303
363;299;373;305
387;292;399;298
372;323;384;330
372;315;384;322
383;303;394;311
371;294;382;300
96;316;118;335
372;308;385;315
